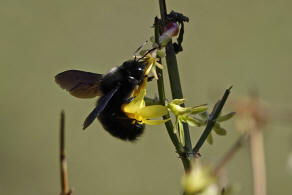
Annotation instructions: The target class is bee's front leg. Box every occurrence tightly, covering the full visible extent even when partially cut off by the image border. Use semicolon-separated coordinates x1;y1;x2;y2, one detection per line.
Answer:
123;96;135;104
147;76;154;82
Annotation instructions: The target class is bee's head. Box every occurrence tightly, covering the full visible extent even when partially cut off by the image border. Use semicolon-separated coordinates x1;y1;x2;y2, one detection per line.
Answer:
121;60;147;82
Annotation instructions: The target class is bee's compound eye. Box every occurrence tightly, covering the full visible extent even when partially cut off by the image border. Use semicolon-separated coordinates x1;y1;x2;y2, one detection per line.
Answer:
136;68;143;75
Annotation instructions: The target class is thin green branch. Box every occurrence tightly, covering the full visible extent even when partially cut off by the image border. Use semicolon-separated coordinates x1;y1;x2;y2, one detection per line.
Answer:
144;96;159;106
193;87;232;154
158;0;193;162
154;17;189;170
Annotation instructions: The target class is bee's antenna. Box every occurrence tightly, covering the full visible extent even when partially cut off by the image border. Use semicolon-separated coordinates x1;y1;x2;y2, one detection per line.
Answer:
137;47;158;62
133;41;148;58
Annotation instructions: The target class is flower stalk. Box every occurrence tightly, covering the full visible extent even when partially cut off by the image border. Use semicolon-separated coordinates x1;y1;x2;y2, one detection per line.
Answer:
156;0;233;174
157;0;192;171
154;16;187;168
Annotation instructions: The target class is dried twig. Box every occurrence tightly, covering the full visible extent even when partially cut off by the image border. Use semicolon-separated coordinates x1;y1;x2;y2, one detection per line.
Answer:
60;111;73;195
234;94;268;195
250;126;266;195
213;134;248;176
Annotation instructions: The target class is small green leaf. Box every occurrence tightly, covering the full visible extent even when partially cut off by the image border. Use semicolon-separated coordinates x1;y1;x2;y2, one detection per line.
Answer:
183;116;202;127
199;111;209;119
217;112;236;122
181;104;208;115
190;104;208;114
207;133;213;144
213;124;227;135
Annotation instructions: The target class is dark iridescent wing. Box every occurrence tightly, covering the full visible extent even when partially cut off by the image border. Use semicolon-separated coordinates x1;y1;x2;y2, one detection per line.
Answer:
55;70;103;98
83;85;119;129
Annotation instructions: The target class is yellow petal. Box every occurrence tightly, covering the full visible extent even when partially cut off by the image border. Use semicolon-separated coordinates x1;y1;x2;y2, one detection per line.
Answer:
178;120;185;146
145;61;153;75
132;77;147;96
182;161;215;194
154;61;164;69
167;102;187;115
182;104;208;115
123;88;146;113
123;77;148;113
151;65;158;80
142;118;170;125
138;105;168;118
144;55;154;75
171;99;185;105
130;84;142;97
173;118;179;134
144;64;152;75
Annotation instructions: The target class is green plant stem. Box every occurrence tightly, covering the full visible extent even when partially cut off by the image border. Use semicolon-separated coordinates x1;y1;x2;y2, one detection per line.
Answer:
158;0;193;162
154;17;190;171
157;68;190;170
193;87;232;154
144;96;159;106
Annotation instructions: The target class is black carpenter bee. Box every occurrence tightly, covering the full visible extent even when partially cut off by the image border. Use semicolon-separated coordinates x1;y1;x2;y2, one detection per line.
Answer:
55;52;154;141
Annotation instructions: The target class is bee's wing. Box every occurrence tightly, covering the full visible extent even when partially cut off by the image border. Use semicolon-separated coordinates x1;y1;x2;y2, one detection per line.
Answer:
83;85;119;130
55;70;103;98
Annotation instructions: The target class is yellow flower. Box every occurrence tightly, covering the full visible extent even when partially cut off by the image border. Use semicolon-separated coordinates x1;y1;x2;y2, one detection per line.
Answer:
167;99;207;146
122;78;170;125
143;52;164;79
182;161;216;195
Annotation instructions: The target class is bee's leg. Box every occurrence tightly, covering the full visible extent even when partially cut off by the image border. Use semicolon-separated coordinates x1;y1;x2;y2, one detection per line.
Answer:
147;76;154;82
123;96;136;104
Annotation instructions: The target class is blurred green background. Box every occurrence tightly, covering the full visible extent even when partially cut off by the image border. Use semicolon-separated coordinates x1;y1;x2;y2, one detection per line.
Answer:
1;0;292;194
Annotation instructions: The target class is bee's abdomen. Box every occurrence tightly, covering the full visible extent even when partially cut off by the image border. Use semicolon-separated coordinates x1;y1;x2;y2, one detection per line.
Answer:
98;109;145;141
